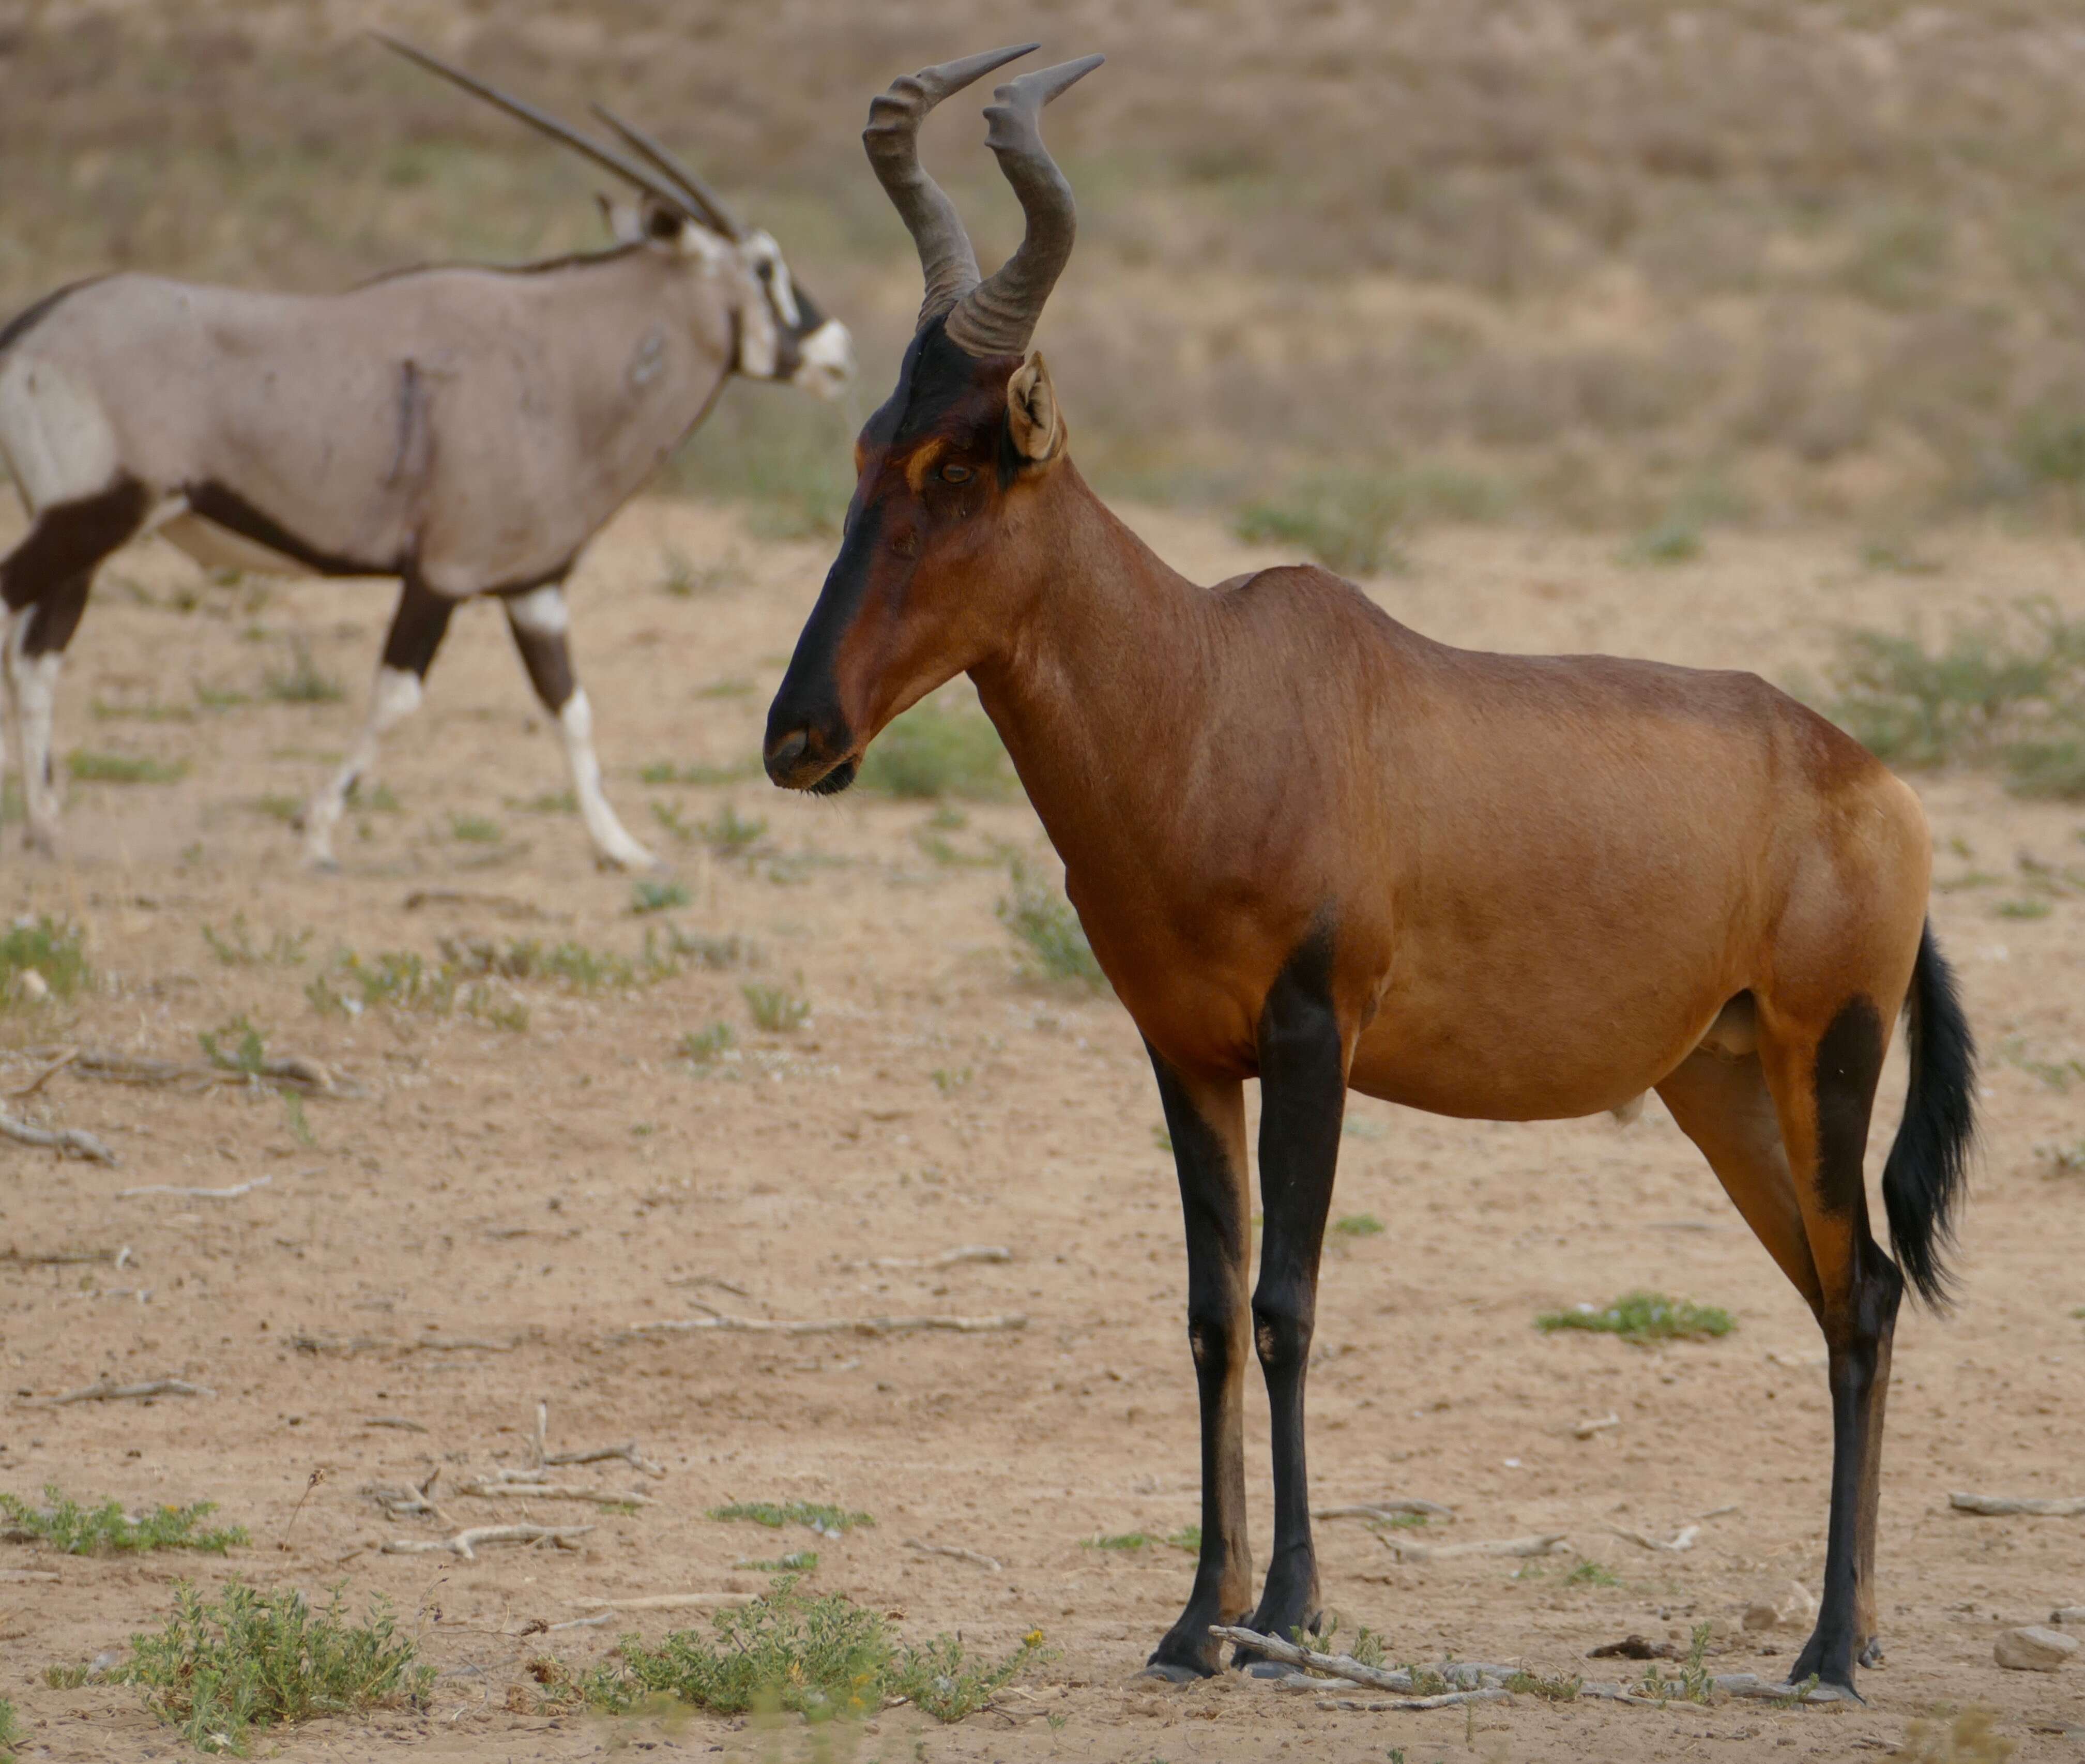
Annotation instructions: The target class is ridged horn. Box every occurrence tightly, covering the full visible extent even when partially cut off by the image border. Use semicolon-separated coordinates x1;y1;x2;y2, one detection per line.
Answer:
590;103;743;241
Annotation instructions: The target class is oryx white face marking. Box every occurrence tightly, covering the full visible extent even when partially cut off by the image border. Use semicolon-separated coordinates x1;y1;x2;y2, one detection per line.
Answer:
794;320;855;401
742;231;801;328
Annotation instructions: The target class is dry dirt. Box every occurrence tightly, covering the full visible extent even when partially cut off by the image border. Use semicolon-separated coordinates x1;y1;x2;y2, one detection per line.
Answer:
3;496;2084;1761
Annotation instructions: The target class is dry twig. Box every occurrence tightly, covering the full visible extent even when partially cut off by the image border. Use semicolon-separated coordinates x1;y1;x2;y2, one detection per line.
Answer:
855;1245;1012;1270
456;1479;651;1508
117;1175;270;1200
1314;1499;1455;1524
905;1539;1003;1572
381;1523;591;1562
1611;1524;1700;1553
0;1114;117;1164
20;1376;212;1406
1374;1531;1566;1563
2;1049;77;1098
362;1416;429;1433
1949;1492;2085;1517
615;1312;1026;1341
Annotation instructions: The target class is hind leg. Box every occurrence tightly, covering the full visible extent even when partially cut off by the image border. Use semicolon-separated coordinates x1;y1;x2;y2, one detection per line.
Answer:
1756;999;1904;1696
0;477;150;854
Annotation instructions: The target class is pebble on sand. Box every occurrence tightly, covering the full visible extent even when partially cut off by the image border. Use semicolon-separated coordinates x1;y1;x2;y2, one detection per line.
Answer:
1995;1626;2078;1672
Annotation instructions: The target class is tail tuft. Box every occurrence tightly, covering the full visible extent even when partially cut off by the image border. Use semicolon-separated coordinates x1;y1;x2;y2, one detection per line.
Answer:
1882;921;1976;1309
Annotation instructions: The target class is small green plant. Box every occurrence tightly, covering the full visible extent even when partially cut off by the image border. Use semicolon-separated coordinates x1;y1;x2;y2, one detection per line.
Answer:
1563;1560;1621;1588
282;1092;316;1147
998;860;1105;989
1635;1622;1715;1704
68;750;188;784
1084;1532;1153;1552
512;789;577;815
858;702;1019;801
1505;1667;1584;1701
582;1580;1043;1724
262;640;344;704
1331;1213;1385;1238
0;917;87;1003
701;803;767;855
631;878;691;914
0;1488;247;1556
1995;897;2052;919
679;1022;737;1062
663;929;748;969
737;1550;819;1573
193;681;252;710
743;984;810;1033
123;1578;430;1753
1236;471;1420;576
201;916;310;967
462;986;529;1032
0;1696;16;1754
1536;1291;1734;1344
1623;513;1703;565
448;812;502;844
708;1501;872;1534
1165;1524;1201;1552
931;1066;971;1094
198;1015;268;1075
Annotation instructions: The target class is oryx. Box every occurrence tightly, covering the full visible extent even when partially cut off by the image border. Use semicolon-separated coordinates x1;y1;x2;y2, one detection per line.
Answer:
0;36;853;869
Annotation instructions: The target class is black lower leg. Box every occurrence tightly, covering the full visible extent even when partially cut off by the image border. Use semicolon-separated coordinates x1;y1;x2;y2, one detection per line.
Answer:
1145;1051;1250;1680
1;476;147;613
382;573;456;678
501;584;576;713
1239;926;1346;1665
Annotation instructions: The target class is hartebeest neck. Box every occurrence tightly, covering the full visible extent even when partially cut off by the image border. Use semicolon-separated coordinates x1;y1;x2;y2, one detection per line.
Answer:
968;464;1219;889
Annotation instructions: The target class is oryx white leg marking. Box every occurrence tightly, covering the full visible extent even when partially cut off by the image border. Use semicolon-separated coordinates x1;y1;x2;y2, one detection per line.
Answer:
5;623;65;854
301;665;422;870
504;583;657;871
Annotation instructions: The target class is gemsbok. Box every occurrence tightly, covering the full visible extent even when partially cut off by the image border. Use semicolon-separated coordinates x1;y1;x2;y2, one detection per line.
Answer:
0;36;853;871
764;45;1976;1698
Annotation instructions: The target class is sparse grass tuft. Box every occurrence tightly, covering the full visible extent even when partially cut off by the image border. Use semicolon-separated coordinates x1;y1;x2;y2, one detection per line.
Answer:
1622;512;1704;565
1236;472;1408;576
678;1022;736;1063
709;1501;872;1534
448;813;502;844
1331;1213;1385;1238
582;1579;1044;1724
699;804;767;855
742;984;809;1033
1538;1292;1733;1344
201;916;309;967
250;793;302;824
1084;1532;1153;1551
262;640;344;705
0;1696;15;1754
198;1015;268;1075
858;703;1019;802
998;861;1106;989
630;878;691;915
1506;1667;1584;1701
68;750;188;784
122;1578;430;1753
0;1487;246;1556
0;917;88;1004
1564;1560;1621;1588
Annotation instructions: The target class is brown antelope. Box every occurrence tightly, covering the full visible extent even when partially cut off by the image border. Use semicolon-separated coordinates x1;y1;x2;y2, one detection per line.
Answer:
764;47;1976;1698
0;37;853;871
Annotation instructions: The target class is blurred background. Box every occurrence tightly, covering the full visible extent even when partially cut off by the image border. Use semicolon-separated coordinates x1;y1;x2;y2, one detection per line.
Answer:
7;1;2085;569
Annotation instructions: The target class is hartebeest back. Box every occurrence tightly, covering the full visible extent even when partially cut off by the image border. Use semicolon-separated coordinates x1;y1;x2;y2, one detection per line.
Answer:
0;38;853;870
764;46;1975;1698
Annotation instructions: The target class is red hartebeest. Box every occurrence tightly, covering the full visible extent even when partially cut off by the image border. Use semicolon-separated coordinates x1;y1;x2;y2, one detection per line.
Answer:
763;46;1975;1698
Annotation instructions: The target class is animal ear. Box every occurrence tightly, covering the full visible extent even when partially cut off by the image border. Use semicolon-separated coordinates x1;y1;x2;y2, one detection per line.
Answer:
1007;354;1065;464
598;193;644;245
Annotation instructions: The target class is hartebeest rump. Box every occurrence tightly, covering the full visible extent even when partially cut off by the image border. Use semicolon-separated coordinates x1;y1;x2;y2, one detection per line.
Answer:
0;38;853;871
763;47;1975;1697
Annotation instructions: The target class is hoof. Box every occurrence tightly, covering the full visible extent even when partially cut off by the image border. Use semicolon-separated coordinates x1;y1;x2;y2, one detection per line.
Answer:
1858;1636;1885;1669
1139;1662;1206;1685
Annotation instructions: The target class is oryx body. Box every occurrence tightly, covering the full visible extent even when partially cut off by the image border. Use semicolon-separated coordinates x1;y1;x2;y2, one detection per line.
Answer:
0;39;853;868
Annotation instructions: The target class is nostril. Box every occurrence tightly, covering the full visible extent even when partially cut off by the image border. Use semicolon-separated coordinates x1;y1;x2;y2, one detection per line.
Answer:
766;728;810;780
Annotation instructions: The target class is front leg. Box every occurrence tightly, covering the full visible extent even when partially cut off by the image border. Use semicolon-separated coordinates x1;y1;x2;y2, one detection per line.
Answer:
1144;1052;1252;1681
1237;929;1348;1669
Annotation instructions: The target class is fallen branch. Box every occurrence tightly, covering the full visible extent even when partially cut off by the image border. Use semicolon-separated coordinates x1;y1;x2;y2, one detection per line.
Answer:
1314;1499;1456;1524
1;1114;117;1164
1375;1532;1567;1564
547;1442;665;1476
381;1523;590;1562
1611;1525;1700;1553
1949;1492;2085;1518
1207;1626;1464;1694
2;1049;77;1098
363;1471;453;1525
856;1245;1012;1270
565;1592;751;1611
60;1047;354;1098
615;1312;1027;1341
117;1175;270;1200
456;1479;651;1508
0;1245;131;1268
905;1539;1003;1572
20;1376;212;1406
362;1416;429;1433
1313;1687;1509;1712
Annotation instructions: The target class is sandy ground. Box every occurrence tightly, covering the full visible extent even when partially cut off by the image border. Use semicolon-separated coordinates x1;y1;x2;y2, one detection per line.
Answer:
2;495;2084;1762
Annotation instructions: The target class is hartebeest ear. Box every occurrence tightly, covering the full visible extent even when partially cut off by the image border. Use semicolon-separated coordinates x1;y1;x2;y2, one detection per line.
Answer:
1007;354;1065;464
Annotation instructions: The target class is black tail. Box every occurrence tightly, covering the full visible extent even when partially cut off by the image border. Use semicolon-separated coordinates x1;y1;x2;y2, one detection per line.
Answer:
1882;921;1976;1308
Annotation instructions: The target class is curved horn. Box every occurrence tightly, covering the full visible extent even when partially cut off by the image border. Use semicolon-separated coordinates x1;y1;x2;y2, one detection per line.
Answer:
590;103;743;241
945;54;1103;359
865;43;1039;330
372;34;698;224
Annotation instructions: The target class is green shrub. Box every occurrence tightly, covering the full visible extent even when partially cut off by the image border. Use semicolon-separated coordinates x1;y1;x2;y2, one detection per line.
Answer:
1537;1291;1733;1344
858;703;1018;802
742;984;809;1032
121;1579;430;1753
998;862;1105;989
0;1487;246;1555
68;750;187;784
631;878;691;915
0;917;87;1003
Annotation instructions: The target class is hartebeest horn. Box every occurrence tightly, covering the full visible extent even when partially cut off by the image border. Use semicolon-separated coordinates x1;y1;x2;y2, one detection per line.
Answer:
943;54;1103;359
589;103;743;241
865;43;1039;330
372;34;701;227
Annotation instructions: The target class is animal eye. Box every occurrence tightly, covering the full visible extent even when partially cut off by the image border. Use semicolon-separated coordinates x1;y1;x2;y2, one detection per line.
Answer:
940;464;973;484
